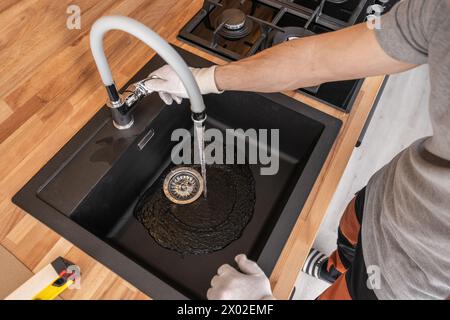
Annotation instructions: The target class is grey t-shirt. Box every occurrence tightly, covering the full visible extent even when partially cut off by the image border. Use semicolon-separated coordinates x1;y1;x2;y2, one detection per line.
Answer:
362;0;450;299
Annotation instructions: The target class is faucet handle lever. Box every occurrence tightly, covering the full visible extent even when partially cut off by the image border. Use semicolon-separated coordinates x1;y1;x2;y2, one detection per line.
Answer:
139;74;163;94
123;75;160;107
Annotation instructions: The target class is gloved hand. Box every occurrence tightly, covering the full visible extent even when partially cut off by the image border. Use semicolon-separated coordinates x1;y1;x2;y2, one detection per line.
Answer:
144;64;222;105
207;254;275;300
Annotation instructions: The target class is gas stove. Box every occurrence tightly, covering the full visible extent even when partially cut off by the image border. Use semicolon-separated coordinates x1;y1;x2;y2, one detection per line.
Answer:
178;0;399;112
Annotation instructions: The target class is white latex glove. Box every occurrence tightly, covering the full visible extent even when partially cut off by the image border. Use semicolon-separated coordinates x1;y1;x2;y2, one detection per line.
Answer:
144;64;222;105
207;254;275;300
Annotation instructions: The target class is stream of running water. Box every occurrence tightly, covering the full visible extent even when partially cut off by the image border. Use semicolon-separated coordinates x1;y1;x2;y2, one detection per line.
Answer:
194;121;207;198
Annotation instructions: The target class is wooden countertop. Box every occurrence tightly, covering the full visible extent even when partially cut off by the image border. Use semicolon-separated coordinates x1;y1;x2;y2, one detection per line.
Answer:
0;0;385;299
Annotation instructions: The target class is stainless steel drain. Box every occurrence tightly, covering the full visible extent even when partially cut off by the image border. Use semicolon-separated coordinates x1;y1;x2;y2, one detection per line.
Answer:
163;167;204;205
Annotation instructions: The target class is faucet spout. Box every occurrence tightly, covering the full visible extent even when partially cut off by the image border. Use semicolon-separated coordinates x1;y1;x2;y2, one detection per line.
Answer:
90;15;206;129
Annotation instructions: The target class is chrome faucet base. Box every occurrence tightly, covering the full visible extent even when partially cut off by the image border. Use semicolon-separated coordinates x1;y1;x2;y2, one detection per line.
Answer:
113;116;134;130
104;77;157;130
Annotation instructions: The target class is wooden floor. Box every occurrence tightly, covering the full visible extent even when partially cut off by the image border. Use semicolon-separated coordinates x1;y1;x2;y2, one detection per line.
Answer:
0;0;385;299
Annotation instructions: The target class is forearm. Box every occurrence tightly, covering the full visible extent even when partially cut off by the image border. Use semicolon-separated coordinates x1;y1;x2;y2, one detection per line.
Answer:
215;23;416;93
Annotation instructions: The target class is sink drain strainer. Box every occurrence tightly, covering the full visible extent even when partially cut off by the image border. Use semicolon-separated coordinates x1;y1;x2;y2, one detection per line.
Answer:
163;167;204;205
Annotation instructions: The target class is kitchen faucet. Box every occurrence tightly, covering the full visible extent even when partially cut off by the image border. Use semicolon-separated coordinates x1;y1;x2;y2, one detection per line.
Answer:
90;15;206;130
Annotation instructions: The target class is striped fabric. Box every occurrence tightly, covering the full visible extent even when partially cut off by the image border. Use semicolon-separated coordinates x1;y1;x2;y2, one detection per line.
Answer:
302;248;327;279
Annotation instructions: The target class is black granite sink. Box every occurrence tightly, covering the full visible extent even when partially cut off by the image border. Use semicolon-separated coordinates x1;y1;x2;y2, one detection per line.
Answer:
13;46;341;299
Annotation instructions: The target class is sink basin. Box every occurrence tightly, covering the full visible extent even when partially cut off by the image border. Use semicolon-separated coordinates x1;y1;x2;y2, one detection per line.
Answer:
13;46;341;299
